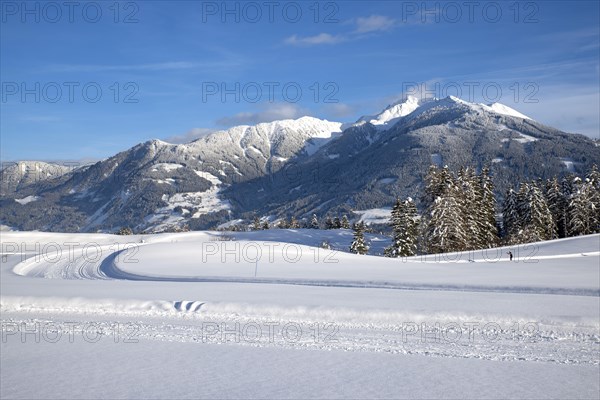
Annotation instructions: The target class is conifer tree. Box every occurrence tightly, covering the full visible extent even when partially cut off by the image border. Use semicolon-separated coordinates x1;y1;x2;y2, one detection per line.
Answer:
457;167;480;249
586;164;600;233
424;167;468;253
478;166;499;248
253;216;262;231
310;214;319;229
325;217;334;229
289;216;300;229
568;179;599;236
341;215;350;229
262;220;270;230
544;177;567;238
517;182;555;242
385;198;418;257
502;188;521;242
278;218;289;229
350;222;369;255
333;217;342;229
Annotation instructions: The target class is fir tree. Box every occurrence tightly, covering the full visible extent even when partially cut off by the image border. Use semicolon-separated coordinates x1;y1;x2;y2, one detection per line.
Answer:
310;214;319;229
117;226;133;235
262;220;270;230
289;216;300;229
502;188;521;242
349;222;369;255
333;217;342;229
568;179;599;236
253;216;262;231
341;215;350;229
517;182;555;242
478;166;499;248
544;177;567;238
424;167;468;253
586;164;600;233
385;198;418;257
457;167;480;249
325;217;335;229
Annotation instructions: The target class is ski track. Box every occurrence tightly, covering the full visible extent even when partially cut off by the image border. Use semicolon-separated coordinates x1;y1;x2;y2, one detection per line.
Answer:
3;238;599;366
9;245;598;296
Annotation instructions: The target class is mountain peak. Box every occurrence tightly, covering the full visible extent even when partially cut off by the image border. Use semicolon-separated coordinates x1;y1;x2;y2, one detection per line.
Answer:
355;95;423;129
486;102;531;120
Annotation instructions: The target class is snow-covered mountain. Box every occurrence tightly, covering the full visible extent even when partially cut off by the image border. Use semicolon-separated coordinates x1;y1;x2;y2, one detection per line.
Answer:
0;161;74;196
353;96;532;131
0;117;343;232
355;95;422;129
1;96;598;232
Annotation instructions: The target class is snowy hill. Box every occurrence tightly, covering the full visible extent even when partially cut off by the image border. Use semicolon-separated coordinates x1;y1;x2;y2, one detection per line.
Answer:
1;230;598;398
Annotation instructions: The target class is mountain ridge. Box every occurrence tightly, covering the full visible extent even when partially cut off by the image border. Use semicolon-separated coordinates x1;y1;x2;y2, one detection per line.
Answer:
1;96;598;232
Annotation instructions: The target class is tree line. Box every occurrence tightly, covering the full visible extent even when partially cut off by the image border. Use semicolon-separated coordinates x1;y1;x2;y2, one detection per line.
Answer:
382;164;600;257
226;164;600;257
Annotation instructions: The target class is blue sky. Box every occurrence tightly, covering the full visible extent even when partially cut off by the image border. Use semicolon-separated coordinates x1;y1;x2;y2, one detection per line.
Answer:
1;0;599;161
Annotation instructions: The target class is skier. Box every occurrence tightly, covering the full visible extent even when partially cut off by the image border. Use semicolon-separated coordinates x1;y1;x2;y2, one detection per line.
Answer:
507;251;513;261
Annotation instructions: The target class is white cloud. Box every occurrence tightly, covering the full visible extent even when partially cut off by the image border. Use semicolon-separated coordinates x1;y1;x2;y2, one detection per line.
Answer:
284;33;344;46
216;103;308;126
164;128;215;144
284;15;397;47
355;15;396;33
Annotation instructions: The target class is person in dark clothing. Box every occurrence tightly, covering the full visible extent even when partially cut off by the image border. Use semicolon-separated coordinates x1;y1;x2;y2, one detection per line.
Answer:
507;251;513;261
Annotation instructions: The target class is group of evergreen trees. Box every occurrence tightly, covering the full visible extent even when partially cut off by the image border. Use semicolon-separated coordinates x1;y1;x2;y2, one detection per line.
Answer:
250;214;352;230
324;215;350;229
383;164;600;257
246;164;599;256
503;165;600;244
422;165;498;254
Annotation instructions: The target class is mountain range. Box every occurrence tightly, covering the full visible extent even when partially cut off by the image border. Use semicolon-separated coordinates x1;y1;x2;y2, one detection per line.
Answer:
1;96;598;232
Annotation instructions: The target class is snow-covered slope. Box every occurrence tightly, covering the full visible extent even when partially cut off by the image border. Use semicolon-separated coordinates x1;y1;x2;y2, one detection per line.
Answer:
487;102;531;119
1;230;599;399
355;95;422;129
355;96;532;132
190;116;343;157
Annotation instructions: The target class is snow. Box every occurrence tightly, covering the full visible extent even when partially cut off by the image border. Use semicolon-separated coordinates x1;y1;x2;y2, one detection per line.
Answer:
354;208;392;225
356;96;535;131
560;158;576;172
216;219;245;230
357;95;421;130
151;163;183;172
515;133;539;143
144;171;231;231
377;177;396;184
487;102;532;120
1;230;599;399
194;116;343;160
14;195;39;205
492;158;504;163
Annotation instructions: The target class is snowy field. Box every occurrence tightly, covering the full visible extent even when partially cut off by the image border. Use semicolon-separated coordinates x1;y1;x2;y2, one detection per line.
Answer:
1;229;599;399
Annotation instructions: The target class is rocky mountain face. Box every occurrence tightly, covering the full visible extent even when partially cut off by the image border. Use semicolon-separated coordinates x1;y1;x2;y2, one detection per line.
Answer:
1;97;598;232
